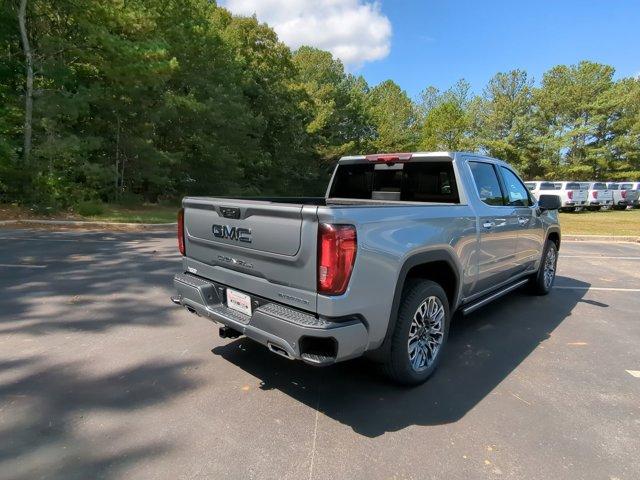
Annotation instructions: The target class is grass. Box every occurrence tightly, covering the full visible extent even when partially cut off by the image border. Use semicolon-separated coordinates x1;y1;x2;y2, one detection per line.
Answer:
0;203;178;224
86;204;178;223
559;208;640;236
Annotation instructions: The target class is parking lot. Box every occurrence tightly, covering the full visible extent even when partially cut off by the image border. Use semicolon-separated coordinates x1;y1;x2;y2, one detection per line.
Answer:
1;228;639;480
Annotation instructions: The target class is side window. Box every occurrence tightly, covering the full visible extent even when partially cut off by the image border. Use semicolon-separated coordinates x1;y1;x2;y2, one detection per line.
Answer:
469;162;504;206
499;167;531;207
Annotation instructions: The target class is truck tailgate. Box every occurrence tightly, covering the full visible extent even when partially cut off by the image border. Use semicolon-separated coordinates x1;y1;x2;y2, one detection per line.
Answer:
572;189;587;203
182;197;319;310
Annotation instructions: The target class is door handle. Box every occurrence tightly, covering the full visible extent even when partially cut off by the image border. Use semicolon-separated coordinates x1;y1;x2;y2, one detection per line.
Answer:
518;216;529;226
482;221;495;229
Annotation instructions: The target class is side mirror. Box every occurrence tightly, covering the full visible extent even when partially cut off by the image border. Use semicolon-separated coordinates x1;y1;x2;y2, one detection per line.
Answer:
538;194;561;211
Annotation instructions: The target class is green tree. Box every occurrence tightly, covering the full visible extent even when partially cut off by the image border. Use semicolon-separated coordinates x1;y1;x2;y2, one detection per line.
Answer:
366;80;418;152
292;46;373;162
535;61;617;178
473;70;543;177
418;79;474;151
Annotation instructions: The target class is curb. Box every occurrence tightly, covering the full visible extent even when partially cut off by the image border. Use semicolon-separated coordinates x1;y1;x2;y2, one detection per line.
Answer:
0;219;176;230
563;234;640;243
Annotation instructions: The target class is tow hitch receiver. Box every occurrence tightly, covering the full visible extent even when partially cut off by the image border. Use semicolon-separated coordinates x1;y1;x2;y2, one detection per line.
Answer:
219;326;242;339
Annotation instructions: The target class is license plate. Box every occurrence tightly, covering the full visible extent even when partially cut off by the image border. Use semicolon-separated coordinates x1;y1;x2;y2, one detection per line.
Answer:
226;288;252;316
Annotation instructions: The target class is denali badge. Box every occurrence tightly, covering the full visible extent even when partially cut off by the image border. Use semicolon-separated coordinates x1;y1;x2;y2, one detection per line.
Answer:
217;255;253;269
212;224;252;243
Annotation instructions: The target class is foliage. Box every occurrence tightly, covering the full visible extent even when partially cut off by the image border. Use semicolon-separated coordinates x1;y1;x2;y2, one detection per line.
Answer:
75;200;105;216
1;2;639;212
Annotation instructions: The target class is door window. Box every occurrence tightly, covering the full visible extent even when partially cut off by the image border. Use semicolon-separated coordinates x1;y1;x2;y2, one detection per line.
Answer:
499;167;532;207
469;162;504;206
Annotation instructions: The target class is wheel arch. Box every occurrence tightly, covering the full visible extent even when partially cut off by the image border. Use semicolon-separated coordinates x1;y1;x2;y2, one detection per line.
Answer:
367;250;461;361
546;227;561;250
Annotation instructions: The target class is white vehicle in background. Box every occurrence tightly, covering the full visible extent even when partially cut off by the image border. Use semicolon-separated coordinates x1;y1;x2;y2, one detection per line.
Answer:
582;182;614;211
615;182;640;208
525;181;557;199
606;182;638;210
524;180;586;211
552;181;588;211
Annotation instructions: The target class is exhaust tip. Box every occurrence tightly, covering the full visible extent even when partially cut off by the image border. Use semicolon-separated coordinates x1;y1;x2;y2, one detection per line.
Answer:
268;343;292;359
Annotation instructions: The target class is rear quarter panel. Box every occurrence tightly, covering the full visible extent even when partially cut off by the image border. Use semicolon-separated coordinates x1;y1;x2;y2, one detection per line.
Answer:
316;204;477;350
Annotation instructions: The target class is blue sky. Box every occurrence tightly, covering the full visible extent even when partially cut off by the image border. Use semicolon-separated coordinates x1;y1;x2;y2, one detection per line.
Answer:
360;0;640;98
222;0;640;99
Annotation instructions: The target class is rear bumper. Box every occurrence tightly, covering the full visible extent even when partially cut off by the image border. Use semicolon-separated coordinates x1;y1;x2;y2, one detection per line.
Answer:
172;272;368;365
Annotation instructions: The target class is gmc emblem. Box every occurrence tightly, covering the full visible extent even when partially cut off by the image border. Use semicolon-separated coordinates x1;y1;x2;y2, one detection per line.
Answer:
212;224;252;243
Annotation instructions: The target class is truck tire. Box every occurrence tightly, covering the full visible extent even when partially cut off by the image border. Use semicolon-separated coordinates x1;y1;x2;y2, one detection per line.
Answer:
530;239;558;295
384;280;450;385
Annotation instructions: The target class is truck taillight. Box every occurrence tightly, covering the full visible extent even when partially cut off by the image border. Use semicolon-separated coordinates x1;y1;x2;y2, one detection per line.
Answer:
621;189;627;199
592;191;598;199
317;224;357;296
178;208;185;256
567;190;573;200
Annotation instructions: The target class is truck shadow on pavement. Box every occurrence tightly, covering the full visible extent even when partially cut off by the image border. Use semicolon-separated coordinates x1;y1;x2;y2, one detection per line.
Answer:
213;276;594;437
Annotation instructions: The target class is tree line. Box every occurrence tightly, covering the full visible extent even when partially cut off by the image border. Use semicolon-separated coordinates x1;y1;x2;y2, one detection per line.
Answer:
1;0;639;210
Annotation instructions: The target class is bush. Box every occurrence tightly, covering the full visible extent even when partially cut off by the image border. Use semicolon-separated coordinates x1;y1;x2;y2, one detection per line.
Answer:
75;200;105;216
117;192;144;207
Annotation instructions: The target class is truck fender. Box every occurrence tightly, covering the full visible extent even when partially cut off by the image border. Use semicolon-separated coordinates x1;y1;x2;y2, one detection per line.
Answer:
368;249;461;360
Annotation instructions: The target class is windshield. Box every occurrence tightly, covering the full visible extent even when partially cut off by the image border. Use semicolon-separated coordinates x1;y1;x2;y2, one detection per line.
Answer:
329;161;460;203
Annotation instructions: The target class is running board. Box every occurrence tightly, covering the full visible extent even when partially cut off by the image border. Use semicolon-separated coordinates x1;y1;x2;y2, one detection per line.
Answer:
461;278;529;315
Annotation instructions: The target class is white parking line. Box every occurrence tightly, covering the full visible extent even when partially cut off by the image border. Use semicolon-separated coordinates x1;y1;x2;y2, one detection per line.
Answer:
0;263;47;269
626;370;640;378
555;286;640;292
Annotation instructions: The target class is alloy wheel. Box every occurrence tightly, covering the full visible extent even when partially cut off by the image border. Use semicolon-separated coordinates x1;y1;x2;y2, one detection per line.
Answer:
407;296;445;372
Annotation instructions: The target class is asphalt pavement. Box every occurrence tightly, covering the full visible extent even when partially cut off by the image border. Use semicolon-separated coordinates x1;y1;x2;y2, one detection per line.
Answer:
0;228;639;480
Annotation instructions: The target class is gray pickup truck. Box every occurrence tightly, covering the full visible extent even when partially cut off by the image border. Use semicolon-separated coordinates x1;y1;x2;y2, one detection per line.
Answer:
172;152;561;385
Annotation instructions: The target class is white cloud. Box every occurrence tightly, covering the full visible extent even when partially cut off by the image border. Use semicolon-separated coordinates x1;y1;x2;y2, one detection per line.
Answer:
221;0;392;68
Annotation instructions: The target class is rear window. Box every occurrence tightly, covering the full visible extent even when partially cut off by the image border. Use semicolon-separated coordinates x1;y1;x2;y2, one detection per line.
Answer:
566;182;581;190
540;182;556;190
524;182;536;191
608;184;620;190
620;183;633;189
329;161;459;203
592;182;607;190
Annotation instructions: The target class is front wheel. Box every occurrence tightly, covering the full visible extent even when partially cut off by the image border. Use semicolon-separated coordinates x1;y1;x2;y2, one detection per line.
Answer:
530;240;558;295
384;280;450;385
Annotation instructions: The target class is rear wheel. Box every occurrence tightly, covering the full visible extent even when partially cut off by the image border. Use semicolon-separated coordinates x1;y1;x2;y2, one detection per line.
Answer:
530;240;558;295
384;280;450;385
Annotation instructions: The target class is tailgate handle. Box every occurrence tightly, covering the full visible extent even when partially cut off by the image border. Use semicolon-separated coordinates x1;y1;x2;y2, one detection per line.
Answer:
220;206;241;219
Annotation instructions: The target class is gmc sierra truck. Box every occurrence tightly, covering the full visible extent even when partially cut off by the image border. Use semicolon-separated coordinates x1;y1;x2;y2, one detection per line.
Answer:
172;152;561;385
